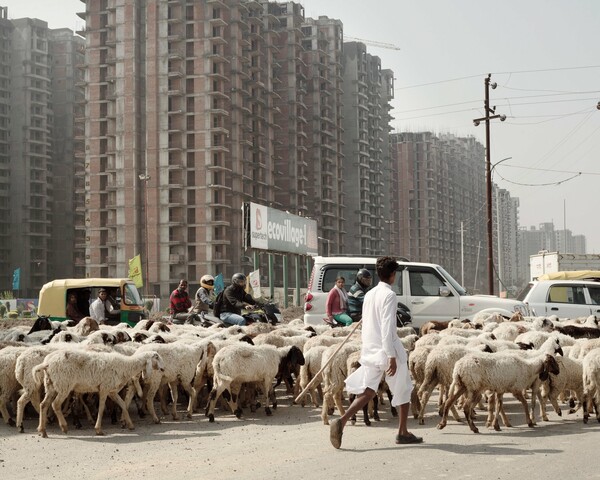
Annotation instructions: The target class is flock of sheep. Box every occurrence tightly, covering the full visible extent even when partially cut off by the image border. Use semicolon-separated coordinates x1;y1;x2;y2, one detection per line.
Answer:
1;310;600;439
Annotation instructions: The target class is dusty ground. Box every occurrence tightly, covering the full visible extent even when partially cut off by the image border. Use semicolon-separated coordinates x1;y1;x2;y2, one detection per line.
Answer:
2;387;600;480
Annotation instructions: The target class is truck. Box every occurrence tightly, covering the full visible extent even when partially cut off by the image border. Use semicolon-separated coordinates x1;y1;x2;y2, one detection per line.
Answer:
529;251;600;281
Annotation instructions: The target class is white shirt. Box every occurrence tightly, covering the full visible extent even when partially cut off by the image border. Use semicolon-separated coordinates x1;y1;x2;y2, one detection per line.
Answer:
359;281;404;368
90;297;113;322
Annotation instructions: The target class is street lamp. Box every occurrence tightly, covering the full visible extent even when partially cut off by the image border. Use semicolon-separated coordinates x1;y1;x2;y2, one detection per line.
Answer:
473;74;506;296
384;220;395;254
317;236;331;257
138;173;150;296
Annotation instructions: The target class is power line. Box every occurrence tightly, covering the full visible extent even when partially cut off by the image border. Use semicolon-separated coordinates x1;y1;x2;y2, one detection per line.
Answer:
494;170;582;187
495;164;600;176
395;65;600;90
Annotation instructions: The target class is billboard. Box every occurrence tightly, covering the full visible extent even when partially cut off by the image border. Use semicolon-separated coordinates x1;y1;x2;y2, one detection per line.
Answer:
247;202;318;256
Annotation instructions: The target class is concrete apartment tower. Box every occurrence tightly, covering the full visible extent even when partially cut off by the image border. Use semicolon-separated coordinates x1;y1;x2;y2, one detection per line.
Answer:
0;7;12;290
301;16;345;256
341;42;394;255
80;0;300;297
1;12;83;296
392;132;488;291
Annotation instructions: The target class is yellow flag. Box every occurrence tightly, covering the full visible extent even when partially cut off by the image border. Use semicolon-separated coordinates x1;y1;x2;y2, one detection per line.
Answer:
128;254;144;288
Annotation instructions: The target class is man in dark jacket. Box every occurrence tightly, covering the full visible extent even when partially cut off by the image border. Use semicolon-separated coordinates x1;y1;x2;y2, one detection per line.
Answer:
347;268;373;322
220;273;257;326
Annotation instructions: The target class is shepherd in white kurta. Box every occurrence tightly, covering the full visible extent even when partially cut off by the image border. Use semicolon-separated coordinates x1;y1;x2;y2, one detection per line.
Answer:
328;256;423;449
344;281;413;406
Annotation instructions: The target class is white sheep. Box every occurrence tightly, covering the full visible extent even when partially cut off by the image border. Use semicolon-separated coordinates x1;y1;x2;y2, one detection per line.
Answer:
0;346;27;425
437;349;560;433
539;355;584;421
417;343;493;425
206;343;305;422
137;341;212;423
34;348;164;437
320;342;361;425
582;349;600;424
297;345;327;407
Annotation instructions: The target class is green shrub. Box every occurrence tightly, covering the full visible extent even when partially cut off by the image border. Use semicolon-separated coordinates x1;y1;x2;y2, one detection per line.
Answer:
22;310;32;318
0;303;6;318
8;311;18;319
144;300;154;312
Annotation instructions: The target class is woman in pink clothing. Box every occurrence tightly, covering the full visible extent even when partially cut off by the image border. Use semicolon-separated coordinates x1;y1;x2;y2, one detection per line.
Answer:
325;276;353;326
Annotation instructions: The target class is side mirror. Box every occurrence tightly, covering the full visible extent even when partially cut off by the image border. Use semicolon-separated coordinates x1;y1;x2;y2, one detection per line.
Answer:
439;286;452;297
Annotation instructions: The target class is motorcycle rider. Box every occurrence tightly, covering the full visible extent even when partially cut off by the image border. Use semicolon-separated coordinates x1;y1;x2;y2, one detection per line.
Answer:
347;268;373;322
219;273;257;326
193;275;216;315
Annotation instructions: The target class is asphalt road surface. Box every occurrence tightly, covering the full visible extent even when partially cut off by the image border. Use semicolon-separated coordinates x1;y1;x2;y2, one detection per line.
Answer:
1;389;599;480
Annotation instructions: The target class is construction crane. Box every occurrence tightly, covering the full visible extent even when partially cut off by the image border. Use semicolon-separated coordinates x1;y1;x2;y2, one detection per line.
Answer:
344;36;401;51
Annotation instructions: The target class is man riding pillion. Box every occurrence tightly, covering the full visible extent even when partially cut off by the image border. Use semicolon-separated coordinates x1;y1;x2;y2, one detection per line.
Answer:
219;273;258;326
193;275;216;314
347;268;373;323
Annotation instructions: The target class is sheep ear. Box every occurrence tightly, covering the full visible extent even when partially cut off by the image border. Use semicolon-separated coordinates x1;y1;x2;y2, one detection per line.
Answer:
146;357;153;378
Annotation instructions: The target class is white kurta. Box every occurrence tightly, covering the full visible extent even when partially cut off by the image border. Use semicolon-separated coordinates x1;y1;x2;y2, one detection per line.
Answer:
344;281;413;406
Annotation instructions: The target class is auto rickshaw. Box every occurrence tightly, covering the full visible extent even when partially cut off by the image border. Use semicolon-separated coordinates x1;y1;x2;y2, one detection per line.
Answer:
37;278;145;327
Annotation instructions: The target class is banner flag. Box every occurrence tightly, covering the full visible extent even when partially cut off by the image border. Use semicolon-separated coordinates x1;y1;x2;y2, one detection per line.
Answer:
248;269;261;298
213;273;225;295
128;254;144;288
12;268;20;290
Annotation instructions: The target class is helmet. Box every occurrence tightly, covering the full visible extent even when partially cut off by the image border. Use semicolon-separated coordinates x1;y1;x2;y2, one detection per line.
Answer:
357;268;372;282
231;273;246;287
200;275;214;290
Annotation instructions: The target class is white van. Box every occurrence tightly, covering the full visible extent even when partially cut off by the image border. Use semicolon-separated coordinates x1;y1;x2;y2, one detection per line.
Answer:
303;256;528;328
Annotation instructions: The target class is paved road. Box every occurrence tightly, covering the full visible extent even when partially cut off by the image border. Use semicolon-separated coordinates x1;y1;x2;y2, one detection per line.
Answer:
1;391;599;480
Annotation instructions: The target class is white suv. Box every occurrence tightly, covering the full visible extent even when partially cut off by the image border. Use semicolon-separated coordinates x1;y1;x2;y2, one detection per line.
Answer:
518;279;600;318
303;256;528;328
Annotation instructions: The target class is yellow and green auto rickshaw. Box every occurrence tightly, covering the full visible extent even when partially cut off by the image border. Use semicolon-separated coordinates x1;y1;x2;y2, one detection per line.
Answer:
37;278;145;327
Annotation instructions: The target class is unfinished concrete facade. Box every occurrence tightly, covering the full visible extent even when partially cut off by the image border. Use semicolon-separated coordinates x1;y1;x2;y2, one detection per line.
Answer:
341;42;393;255
1;14;83;296
392;132;488;291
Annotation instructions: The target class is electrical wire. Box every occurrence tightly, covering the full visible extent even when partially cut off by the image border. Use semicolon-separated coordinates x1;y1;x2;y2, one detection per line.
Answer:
494;170;582;187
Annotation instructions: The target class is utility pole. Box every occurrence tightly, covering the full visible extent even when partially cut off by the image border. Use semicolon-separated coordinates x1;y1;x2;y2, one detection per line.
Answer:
473;74;506;296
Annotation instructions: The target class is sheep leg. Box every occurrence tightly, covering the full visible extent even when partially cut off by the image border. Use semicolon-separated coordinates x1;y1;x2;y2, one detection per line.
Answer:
513;390;534;427
0;394;15;426
529;387;540;426
437;381;466;430
183;383;198;420
485;392;496;428
143;381;161;424
333;387;346;418
167;381;181;421
94;393;108;435
321;387;333;425
261;378;273;416
417;381;437;425
51;392;70;435
206;380;228;423
38;386;57;438
492;393;502;431
16;390;32;433
108;391;134;430
463;391;480;434
372;394;379;422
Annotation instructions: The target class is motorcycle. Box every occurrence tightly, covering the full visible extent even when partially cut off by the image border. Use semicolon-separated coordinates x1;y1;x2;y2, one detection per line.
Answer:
242;301;282;325
396;302;412;327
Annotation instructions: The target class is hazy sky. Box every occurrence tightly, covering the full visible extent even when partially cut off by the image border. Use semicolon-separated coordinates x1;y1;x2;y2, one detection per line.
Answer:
3;0;599;250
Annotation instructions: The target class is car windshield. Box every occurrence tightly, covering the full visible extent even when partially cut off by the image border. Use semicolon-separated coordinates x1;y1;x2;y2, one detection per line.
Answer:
436;266;467;295
516;283;534;301
123;283;144;306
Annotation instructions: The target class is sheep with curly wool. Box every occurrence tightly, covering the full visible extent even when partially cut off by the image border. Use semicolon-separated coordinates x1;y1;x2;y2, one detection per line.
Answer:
569;338;600;360
320;342;362;425
539;355;583;421
298;345;327;408
136;340;213;423
582;349;600;424
437;349;560;433
206;343;305;422
34;348;164;437
0;346;27;426
417;343;493;425
408;344;434;418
